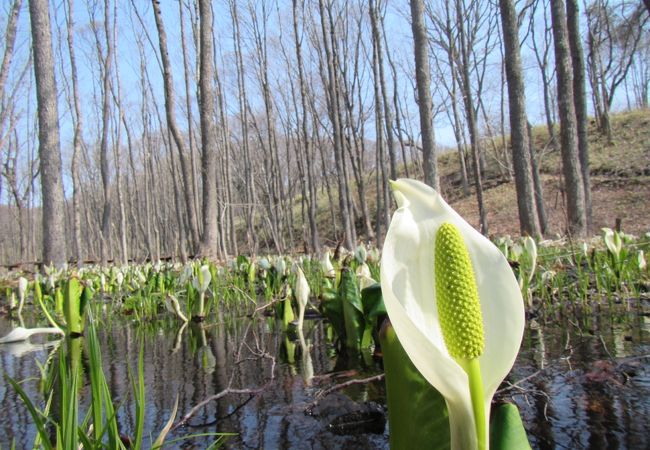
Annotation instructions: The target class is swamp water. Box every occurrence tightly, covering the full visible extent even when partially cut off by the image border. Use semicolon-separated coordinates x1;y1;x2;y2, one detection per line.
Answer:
1;307;648;449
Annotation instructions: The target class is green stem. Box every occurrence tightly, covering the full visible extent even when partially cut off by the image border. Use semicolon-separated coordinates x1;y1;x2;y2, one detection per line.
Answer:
198;291;205;317
460;357;487;450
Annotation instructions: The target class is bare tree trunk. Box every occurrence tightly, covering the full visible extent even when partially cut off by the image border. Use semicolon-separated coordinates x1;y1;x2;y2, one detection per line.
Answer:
370;0;393;240
197;0;219;259
110;7;129;265
29;0;67;266
530;0;558;148
409;0;439;190
455;0;488;234
499;0;541;237
88;0;114;264
566;0;592;232
292;0;319;254
179;1;202;240
230;0;258;254
151;0;199;253
528;122;549;235
318;0;354;250
0;0;23;123
550;0;586;236
214;56;237;256
443;5;471;196
63;0;83;266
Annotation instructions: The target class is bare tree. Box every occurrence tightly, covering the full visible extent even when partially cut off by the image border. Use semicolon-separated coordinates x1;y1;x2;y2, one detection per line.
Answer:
528;0;558;148
197;0;219;258
292;0;319;253
566;0;592;231
317;0;355;250
151;0;200;253
409;0;439;191
550;0;586;236
499;0;541;237
586;0;648;141
29;0;67;266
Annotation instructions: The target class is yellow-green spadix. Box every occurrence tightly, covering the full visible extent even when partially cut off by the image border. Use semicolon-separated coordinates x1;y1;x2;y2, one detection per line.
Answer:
380;179;525;450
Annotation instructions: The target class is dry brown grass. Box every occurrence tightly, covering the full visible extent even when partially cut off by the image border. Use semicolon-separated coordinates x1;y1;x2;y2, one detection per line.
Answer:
447;109;650;238
283;109;649;251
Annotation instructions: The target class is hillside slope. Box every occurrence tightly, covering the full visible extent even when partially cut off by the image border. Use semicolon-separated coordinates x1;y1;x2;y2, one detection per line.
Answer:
440;109;650;238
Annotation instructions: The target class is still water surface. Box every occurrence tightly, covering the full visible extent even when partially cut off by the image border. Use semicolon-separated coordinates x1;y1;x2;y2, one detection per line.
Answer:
0;308;648;449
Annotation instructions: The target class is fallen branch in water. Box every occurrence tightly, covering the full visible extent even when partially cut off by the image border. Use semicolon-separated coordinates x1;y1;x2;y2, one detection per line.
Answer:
173;320;277;431
172;384;271;430
305;373;385;413
496;369;546;395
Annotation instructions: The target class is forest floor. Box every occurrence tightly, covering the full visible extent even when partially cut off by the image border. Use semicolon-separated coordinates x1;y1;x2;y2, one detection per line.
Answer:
405;109;650;240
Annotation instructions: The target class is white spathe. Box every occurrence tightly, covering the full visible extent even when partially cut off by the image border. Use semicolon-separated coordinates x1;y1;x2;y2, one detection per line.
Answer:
294;265;310;331
0;326;64;344
321;251;336;278
380;179;525;450
193;265;212;293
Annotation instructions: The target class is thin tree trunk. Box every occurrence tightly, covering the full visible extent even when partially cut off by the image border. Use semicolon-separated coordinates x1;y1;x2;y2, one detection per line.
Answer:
455;0;488;234
566;0;592;232
151;0;199;253
499;0;541;237
292;0;319;254
409;0;439;190
0;0;23;131
94;0;114;265
528;122;549;235
63;0;83;265
179;1;202;240
550;0;586;236
230;0;258;254
318;0;354;250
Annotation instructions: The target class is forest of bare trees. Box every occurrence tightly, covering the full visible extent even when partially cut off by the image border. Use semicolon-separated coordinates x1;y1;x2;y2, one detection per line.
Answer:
0;0;648;266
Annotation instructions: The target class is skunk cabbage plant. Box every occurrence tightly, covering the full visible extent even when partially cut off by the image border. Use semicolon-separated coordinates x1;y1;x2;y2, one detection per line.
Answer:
294;265;310;332
381;179;525;450
193;265;212;318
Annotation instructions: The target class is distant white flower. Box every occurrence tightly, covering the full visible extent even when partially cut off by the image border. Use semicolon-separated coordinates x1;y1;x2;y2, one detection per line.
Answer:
321;251;336;278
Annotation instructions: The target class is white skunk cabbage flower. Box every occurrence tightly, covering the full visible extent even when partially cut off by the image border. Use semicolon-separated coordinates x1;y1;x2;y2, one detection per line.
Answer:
275;257;287;277
321;251;336;278
193;265;212;318
381;179;525;450
258;257;271;271
294;265;310;332
47;273;56;291
17;277;28;315
602;228;622;259
356;262;376;290
354;245;368;263
638;250;647;270
179;264;193;285
116;271;124;289
193;265;212;294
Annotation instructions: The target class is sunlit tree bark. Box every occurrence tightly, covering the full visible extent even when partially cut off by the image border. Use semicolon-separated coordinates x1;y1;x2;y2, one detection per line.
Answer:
29;0;67;266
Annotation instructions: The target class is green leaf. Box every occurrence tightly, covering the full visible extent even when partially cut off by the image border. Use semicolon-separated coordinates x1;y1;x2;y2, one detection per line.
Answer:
320;279;345;342
380;319;450;450
64;278;84;335
282;297;295;329
490;403;532;450
339;264;364;349
360;283;386;320
5;376;54;450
